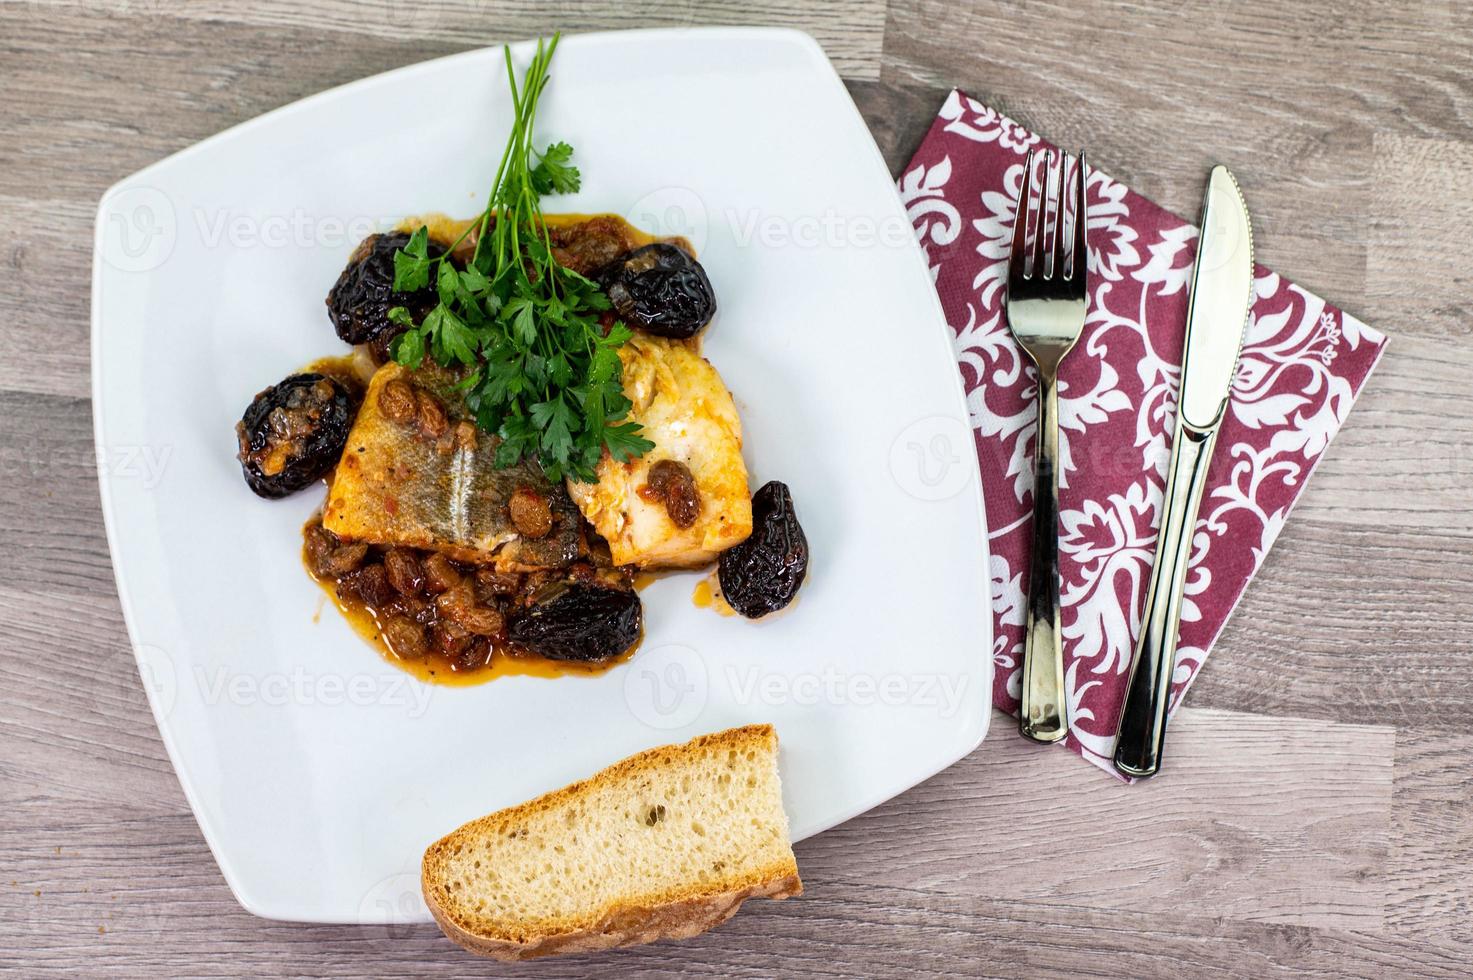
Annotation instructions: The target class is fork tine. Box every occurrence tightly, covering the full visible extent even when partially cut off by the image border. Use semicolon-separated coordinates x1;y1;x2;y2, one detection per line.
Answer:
1071;149;1088;283
1030;151;1047;279
1050;150;1067;279
1010;149;1035;284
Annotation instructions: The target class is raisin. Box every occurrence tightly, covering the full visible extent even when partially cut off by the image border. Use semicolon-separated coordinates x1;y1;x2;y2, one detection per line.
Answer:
509;487;554;539
304;523;366;578
435;586;505;637
381;615;429;660
378;378;418;425
387;594;435;626
431;619;472;658
455;636;494;672
384;548;426;596
475;568;522;602
422;553;462;593
416;389;449;440
339;563;396;609
645;459;701;529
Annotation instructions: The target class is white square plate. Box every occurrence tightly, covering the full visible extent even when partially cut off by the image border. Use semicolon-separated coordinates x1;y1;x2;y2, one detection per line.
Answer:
91;28;990;923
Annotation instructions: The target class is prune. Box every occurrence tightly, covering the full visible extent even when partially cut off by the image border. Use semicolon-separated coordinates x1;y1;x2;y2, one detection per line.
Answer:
325;231;444;347
599;243;716;339
718;481;808;618
507;583;642;663
236;373;354;499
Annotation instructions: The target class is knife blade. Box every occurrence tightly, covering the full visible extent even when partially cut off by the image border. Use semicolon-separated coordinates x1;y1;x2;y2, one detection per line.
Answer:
1112;165;1254;779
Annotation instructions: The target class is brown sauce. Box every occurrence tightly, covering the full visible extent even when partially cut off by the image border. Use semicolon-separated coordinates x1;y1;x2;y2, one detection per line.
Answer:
306;350;378;393
303;519;638;686
397;211;687;269
692;575;737;617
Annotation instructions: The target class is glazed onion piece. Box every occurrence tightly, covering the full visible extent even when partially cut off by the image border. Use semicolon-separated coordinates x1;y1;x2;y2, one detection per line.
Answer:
717;481;809;618
325;231;445;350
548;215;642;276
235;373;354;499
507;582;642;663
599;243;716;339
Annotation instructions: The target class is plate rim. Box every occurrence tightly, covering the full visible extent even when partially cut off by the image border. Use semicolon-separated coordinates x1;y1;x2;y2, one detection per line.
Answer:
91;25;992;922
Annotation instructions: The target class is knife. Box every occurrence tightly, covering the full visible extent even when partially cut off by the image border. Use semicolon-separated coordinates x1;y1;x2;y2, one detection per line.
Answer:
1112;165;1254;779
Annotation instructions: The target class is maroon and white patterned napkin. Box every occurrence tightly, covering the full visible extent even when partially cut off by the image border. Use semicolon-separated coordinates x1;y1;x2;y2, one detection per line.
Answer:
900;91;1387;774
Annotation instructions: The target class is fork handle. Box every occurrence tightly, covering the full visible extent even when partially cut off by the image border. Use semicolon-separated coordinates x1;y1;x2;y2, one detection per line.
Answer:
1113;420;1218;778
1019;369;1069;743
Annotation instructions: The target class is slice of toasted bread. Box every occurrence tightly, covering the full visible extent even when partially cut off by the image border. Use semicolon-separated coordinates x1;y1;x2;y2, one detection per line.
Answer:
421;724;801;961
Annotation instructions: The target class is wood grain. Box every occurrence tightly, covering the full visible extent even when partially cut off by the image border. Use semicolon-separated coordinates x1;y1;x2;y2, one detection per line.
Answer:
3;0;1472;976
25;0;888;79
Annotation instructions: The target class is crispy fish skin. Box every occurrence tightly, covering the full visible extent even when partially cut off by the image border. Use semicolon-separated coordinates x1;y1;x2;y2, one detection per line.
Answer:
567;335;752;569
323;363;580;570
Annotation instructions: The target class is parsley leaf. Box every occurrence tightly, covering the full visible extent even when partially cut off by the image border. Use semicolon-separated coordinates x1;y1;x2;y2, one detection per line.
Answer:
605;422;656;462
530;142;581;196
385;33;652;483
392;225;431;291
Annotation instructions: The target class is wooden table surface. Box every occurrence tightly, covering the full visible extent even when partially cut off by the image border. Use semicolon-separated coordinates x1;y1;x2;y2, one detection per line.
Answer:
4;1;1471;976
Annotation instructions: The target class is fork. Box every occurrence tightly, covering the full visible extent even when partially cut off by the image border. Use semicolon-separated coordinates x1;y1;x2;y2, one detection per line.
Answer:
1006;148;1088;744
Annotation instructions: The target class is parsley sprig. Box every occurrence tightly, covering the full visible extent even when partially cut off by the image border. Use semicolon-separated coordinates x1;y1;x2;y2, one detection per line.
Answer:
387;33;653;482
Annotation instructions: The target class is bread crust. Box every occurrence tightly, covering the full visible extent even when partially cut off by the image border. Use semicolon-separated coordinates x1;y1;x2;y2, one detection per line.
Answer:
427;869;801;961
421;725;801;961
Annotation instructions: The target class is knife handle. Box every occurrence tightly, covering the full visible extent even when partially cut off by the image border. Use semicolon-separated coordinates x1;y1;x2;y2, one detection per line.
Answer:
1113;421;1218;778
1019;368;1069;744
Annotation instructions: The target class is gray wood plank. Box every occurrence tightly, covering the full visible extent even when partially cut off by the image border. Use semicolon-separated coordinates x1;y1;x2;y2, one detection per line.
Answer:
20;0;887;80
1387;728;1473;938
801;707;1394;930
4;0;1473;975
2;711;1448;977
880;0;1473;329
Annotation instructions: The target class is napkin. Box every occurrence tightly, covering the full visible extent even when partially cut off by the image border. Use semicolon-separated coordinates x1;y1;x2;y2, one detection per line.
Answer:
900;91;1387;775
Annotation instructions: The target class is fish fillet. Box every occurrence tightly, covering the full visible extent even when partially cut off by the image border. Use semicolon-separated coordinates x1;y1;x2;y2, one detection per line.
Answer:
323;363;581;570
567;336;752;568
